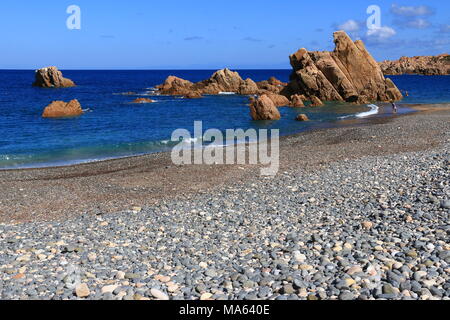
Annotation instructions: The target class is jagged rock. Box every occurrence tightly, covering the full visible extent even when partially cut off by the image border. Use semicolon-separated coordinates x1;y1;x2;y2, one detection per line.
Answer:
238;78;259;95
202;68;243;93
131;98;154;103
295;114;309;121
33;67;76;88
290;94;305;107
256;77;288;94
266;93;290;107
42;99;83;118
184;91;203;99
380;54;450;75
268;77;287;87
156;76;194;95
310;95;324;107
286;31;403;104
249;95;281;121
157;69;276;96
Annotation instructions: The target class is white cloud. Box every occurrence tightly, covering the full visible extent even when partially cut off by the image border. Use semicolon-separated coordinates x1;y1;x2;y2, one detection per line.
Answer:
439;24;450;33
405;18;431;29
337;20;361;32
366;26;397;41
391;4;434;17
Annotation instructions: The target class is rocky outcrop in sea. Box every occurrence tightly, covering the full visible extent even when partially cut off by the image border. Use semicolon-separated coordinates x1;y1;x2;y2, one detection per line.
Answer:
33;67;76;88
282;31;403;104
42;99;83;118
379;54;450;76
155;31;403;114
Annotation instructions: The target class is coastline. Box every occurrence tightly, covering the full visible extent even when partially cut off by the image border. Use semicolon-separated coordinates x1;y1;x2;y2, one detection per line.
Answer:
0;103;449;224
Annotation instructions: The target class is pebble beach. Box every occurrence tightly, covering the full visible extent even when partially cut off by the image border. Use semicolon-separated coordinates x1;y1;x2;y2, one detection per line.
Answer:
1;105;449;300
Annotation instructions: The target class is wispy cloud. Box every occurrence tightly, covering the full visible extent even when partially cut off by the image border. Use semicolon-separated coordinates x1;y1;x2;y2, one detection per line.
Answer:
184;36;203;41
243;37;263;42
100;35;116;39
394;18;432;29
438;24;450;33
390;4;435;17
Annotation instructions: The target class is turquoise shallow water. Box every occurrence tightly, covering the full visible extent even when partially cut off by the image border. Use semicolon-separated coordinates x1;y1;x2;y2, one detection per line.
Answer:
0;70;448;169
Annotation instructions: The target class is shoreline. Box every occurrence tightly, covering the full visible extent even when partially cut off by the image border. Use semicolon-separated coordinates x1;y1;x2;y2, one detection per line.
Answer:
0;103;449;224
0;102;423;172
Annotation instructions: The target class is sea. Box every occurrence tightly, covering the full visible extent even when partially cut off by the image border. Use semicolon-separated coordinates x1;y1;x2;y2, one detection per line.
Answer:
0;70;449;169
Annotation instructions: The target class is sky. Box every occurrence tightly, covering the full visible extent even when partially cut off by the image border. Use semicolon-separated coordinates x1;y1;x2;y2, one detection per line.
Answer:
0;0;449;69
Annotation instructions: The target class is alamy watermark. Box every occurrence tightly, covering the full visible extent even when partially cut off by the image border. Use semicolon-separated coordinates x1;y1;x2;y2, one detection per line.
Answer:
367;5;382;30
171;122;280;177
66;5;81;30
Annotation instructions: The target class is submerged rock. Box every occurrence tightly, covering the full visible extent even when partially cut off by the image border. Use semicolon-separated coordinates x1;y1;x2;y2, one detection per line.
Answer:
33;66;76;88
285;31;403;104
131;98;154;103
42;99;83;118
295;114;309;121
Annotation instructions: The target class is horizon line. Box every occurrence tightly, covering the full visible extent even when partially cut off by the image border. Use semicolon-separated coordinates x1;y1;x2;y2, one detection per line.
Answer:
0;68;293;71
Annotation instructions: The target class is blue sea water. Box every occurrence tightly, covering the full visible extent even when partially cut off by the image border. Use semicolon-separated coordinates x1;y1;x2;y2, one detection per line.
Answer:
0;70;448;169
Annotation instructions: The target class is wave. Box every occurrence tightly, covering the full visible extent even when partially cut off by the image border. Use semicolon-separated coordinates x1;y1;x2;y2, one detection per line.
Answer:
218;92;236;95
355;104;379;118
339;104;379;120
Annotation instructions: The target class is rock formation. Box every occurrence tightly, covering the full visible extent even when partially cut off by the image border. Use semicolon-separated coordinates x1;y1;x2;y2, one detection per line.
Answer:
379;54;450;75
131;98;154;103
310;96;324;107
42;99;83;118
290;94;305;107
295;114;309;121
238;78;259;95
184;91;203;99
284;31;403;104
157;76;194;95
156;69;286;97
249;95;281;121
266;93;290;107
33;67;76;88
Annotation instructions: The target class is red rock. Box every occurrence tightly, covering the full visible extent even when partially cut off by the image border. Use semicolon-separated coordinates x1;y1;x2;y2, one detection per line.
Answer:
184;91;203;99
238;78;259;95
268;77;287;87
33;67;75;88
286;31;403;103
295;114;309;121
290;94;305;107
310;96;324;107
131;98;154;103
42;99;83;118
266;93;290;107
249;95;281;121
12;273;25;280
157;69;265;96
203;68;244;93
380;54;449;75
157;76;194;95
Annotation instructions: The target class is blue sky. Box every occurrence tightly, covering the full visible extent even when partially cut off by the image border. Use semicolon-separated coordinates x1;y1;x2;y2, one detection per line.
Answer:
1;0;449;69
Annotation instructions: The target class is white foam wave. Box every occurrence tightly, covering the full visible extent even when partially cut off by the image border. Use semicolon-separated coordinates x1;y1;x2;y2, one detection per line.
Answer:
218;92;236;95
356;104;379;118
